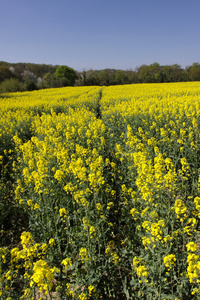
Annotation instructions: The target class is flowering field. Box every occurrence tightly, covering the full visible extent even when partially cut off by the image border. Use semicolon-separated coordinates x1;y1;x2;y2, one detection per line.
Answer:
1;82;200;299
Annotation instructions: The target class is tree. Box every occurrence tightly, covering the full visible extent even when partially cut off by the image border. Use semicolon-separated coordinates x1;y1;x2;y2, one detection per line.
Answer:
85;70;100;86
43;72;55;88
126;70;139;84
137;64;151;83
115;70;129;85
25;80;38;91
54;65;77;86
0;78;24;93
149;62;163;83
0;66;13;83
170;64;185;82
22;70;37;83
188;63;200;81
98;70;109;86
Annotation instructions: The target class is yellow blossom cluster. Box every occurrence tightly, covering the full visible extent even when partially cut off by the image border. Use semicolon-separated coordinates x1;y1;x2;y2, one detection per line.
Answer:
1;82;200;298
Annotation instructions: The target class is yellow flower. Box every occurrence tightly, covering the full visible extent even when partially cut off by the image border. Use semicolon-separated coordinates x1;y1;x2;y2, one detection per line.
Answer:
59;208;67;218
96;202;102;211
89;226;96;238
61;258;72;271
88;285;96;296
174;199;187;219
34;203;40;210
164;254;176;270
112;252;119;264
130;208;139;220
54;169;64;182
136;265;148;279
79;247;90;262
191;287;200;295
21;231;34;246
142;237;151;250
30;259;55;294
186;242;197;252
107;201;114;210
79;292;87;300
49;238;55;246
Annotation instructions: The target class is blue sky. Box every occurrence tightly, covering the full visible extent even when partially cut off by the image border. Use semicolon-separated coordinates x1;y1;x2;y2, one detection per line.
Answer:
1;0;200;70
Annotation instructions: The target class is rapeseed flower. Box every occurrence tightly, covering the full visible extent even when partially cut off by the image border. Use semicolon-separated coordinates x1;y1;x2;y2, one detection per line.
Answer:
164;254;176;270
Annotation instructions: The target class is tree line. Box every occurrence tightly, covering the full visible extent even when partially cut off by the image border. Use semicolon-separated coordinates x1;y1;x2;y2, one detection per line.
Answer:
0;61;200;93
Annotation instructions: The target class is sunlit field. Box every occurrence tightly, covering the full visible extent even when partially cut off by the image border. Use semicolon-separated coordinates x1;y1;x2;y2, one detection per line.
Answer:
1;82;200;299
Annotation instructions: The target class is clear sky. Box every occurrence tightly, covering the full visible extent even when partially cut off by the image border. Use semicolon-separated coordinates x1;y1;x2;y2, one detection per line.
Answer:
1;0;200;71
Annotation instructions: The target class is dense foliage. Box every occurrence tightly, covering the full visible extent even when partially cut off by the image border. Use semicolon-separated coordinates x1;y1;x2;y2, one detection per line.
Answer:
1;61;200;93
1;83;200;299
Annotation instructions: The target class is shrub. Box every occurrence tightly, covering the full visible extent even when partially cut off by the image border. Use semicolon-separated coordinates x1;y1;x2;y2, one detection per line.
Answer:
0;78;24;93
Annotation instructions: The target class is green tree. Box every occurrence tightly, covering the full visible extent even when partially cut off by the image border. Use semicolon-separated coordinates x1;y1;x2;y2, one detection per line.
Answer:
188;63;200;81
25;80;38;91
98;70;109;86
138;62;163;83
115;70;129;85
137;64;150;83
54;65;77;86
149;62;163;82
170;64;185;82
85;69;100;85
0;66;13;83
126;70;139;83
43;72;55;88
0;78;24;93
